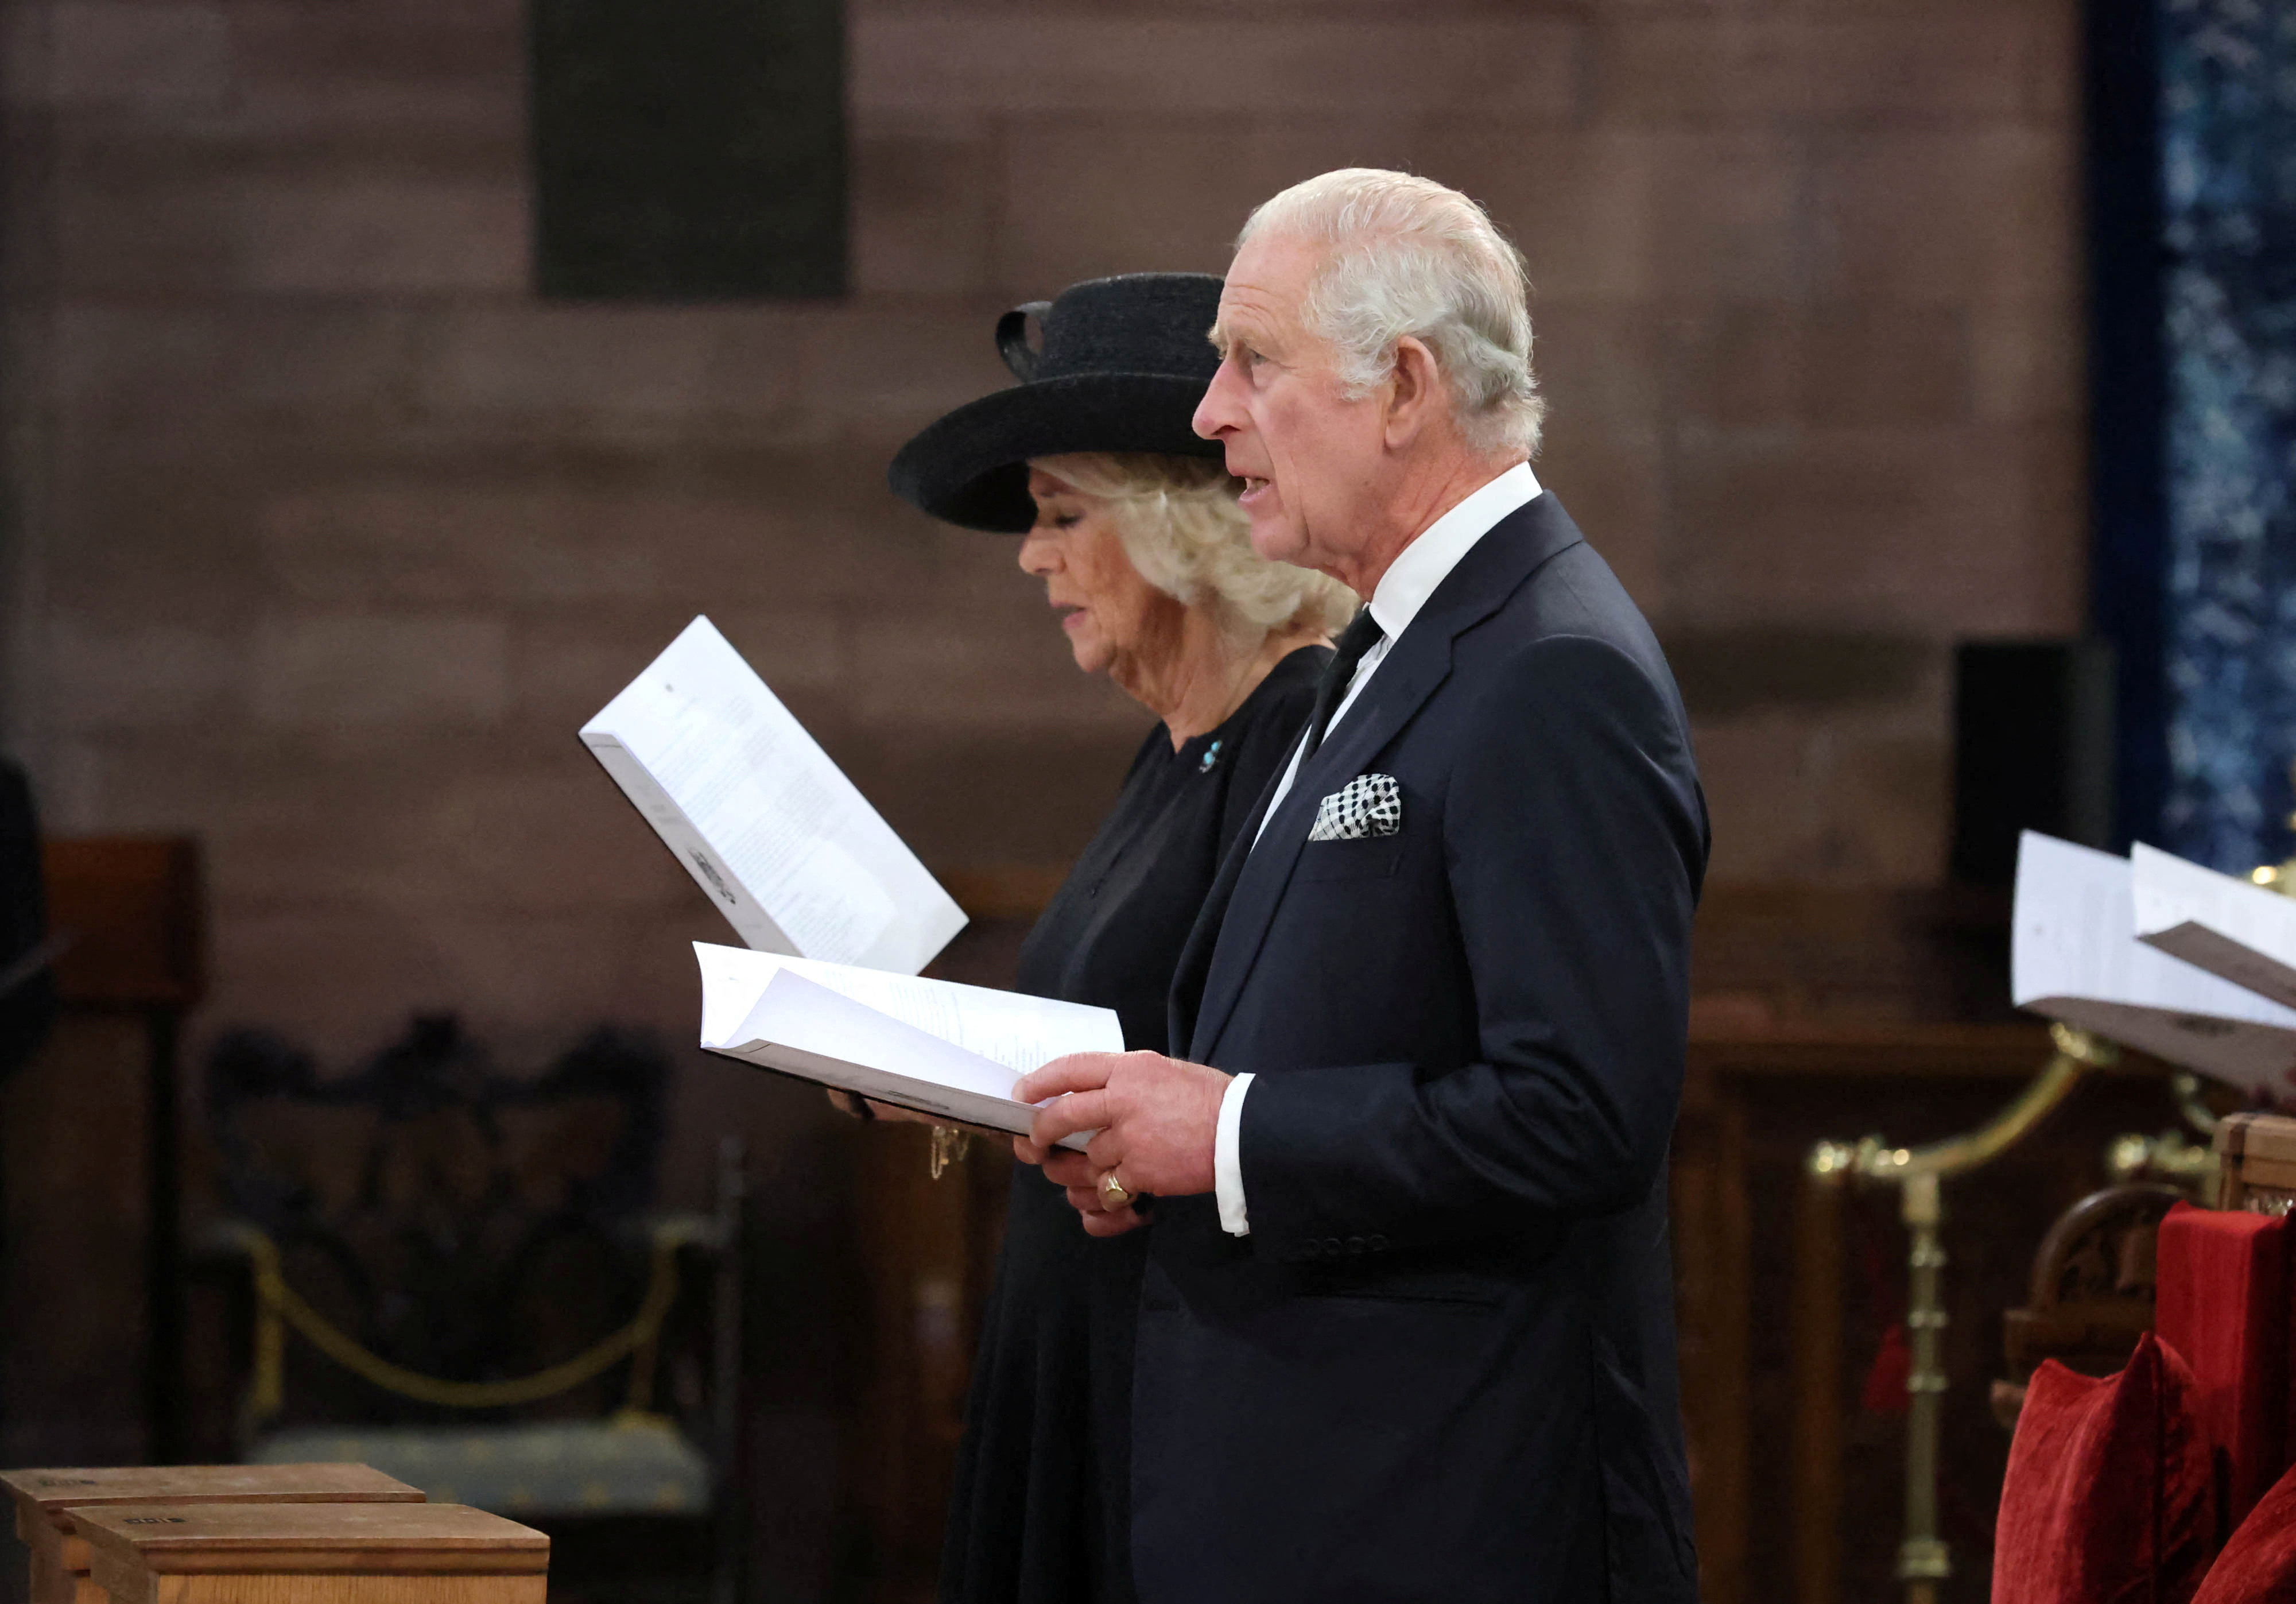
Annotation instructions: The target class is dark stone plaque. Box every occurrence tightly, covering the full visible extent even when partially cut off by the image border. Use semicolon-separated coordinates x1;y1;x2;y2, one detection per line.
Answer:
530;0;846;300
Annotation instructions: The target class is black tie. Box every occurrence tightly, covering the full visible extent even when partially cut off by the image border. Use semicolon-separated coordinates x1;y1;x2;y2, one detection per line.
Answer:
1302;609;1386;761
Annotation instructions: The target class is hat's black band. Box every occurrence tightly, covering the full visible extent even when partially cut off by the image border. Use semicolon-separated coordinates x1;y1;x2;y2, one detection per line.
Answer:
996;303;1052;381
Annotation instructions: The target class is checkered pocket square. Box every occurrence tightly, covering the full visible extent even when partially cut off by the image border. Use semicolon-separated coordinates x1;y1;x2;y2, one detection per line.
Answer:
1309;773;1403;842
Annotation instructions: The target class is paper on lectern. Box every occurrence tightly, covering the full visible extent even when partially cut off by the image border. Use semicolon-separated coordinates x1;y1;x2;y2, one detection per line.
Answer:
2130;841;2296;1011
694;943;1115;1147
582;617;966;975
2012;830;2296;1098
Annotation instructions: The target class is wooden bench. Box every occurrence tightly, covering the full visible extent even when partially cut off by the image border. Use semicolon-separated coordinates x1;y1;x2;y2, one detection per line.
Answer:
71;1502;546;1604
2;1466;422;1604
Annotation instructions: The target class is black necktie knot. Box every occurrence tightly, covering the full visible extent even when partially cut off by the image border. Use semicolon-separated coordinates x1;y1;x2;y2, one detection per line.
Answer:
1302;609;1384;761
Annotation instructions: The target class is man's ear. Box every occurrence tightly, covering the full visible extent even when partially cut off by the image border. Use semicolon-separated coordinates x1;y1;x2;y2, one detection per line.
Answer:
1382;336;1444;450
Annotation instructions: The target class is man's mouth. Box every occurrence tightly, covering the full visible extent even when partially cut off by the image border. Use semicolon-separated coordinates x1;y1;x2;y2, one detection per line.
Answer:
1239;475;1272;502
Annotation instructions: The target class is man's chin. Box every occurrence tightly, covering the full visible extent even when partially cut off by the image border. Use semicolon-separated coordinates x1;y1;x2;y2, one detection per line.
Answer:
1247;517;1309;566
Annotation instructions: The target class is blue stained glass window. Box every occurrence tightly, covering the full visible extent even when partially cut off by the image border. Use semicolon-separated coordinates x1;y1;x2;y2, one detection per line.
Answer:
2159;0;2296;871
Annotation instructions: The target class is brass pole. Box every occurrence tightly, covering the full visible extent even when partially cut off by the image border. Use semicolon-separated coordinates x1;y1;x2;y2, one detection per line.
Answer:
1805;1023;2120;1604
1897;1172;1948;1604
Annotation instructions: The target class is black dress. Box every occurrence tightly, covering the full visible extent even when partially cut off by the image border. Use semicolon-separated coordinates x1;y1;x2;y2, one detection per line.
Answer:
939;644;1328;1604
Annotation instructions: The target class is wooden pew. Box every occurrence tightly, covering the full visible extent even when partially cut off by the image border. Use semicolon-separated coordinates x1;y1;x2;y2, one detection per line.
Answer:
2;1465;421;1604
71;1502;545;1604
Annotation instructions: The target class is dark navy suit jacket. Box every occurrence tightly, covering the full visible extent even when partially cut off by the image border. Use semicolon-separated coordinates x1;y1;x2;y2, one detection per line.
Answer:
1139;493;1709;1603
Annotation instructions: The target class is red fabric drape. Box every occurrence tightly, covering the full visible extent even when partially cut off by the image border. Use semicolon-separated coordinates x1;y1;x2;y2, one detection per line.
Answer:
2191;1458;2296;1603
2156;1203;2293;1532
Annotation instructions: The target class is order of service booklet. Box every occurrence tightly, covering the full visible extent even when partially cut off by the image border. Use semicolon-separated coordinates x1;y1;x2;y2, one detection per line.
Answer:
2130;840;2296;1012
582;616;967;976
695;943;1116;1145
2012;830;2296;1099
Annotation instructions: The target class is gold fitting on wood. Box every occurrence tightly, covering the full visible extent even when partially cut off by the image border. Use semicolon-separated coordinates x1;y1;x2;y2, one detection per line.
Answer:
929;1125;973;1180
1896;1537;1952;1580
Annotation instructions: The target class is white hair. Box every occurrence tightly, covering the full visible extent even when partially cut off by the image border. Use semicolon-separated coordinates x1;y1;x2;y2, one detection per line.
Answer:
1033;453;1359;642
1239;168;1545;459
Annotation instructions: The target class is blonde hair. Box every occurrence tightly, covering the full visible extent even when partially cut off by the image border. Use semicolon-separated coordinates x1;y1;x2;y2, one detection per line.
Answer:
1239;168;1544;459
1034;452;1359;641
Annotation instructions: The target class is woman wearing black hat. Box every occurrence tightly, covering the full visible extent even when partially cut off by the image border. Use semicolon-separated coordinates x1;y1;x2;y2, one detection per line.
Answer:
881;273;1354;1603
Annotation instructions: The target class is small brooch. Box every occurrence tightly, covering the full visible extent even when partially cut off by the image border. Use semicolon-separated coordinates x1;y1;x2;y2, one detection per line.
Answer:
1199;739;1223;773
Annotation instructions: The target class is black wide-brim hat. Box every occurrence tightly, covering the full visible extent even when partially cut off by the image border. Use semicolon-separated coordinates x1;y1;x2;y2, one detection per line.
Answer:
888;272;1228;533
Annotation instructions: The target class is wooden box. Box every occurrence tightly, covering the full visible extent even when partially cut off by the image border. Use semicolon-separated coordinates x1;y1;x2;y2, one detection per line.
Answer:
2216;1111;2296;1214
1;1466;424;1604
70;1502;546;1604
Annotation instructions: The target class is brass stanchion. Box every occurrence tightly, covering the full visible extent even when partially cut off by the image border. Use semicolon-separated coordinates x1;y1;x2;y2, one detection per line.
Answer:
1806;1021;2120;1603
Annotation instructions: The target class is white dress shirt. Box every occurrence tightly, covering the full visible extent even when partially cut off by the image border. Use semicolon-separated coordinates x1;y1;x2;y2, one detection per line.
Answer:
1213;462;1544;1235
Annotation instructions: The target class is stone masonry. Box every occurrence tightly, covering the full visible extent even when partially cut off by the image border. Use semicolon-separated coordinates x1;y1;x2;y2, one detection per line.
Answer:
0;0;2080;1122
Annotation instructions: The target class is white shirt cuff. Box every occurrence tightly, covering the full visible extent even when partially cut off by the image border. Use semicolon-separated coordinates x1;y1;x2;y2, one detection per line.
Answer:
1213;1071;1254;1235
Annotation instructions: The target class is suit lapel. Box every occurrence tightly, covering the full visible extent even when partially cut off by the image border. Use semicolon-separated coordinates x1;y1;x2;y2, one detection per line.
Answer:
1184;495;1587;1063
1169;732;1298;1054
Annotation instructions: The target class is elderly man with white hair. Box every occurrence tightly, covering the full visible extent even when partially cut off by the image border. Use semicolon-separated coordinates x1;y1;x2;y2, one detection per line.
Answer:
1011;168;1709;1601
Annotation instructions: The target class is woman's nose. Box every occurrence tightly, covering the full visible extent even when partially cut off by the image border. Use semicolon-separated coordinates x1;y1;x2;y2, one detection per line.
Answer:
1018;528;1058;575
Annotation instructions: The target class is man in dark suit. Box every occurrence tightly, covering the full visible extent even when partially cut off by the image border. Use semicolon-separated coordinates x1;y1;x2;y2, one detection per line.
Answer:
1013;168;1709;1602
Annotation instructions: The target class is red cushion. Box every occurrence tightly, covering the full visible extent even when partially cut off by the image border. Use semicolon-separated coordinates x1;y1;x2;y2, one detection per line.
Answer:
2192;1459;2296;1603
2157;1202;2293;1528
1994;1332;2216;1604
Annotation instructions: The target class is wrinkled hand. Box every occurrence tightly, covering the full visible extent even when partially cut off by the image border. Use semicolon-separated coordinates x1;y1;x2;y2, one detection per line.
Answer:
1010;1051;1230;1238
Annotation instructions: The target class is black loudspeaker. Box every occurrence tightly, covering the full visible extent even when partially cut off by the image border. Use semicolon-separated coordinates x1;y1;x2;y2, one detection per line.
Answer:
1951;640;2116;886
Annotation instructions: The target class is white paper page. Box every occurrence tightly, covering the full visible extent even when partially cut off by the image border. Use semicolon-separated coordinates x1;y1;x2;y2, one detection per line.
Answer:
2131;842;2296;1009
699;962;1103;1149
584;617;966;975
2012;831;2296;1097
695;943;1123;1075
743;972;1021;1103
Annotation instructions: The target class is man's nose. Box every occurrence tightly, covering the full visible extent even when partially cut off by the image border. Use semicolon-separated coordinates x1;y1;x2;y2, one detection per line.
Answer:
1193;361;1242;440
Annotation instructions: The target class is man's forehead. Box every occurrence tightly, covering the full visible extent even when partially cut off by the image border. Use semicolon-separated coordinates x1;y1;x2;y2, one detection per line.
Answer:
1209;236;1317;346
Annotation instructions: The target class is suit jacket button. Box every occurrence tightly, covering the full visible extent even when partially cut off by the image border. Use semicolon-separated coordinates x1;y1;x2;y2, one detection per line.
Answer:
1346;1236;1366;1256
1324;1237;1343;1256
1368;1234;1389;1252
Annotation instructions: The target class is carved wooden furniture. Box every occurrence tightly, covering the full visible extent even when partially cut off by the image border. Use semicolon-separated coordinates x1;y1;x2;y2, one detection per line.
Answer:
196;1015;743;1601
2;1464;422;1604
72;1500;546;1604
2216;1112;2296;1214
2002;1184;2186;1384
33;839;205;1460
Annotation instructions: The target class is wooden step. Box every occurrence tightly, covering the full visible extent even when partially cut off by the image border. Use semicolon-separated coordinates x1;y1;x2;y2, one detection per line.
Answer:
71;1502;547;1604
2;1466;425;1604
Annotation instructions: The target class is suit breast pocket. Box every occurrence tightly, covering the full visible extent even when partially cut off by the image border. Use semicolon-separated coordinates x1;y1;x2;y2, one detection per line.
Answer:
1294;833;1407;883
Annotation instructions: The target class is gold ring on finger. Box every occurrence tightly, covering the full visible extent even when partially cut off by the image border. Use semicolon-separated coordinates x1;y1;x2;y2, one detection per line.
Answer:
1099;1171;1133;1209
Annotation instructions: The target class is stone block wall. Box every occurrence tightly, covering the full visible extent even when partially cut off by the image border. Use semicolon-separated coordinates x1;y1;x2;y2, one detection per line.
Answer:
1;0;2082;1072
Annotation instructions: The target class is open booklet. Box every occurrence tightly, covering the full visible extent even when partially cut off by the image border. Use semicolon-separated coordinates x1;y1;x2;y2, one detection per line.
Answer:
583;617;967;976
2012;830;2296;1099
695;943;1119;1146
2130;841;2296;1011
